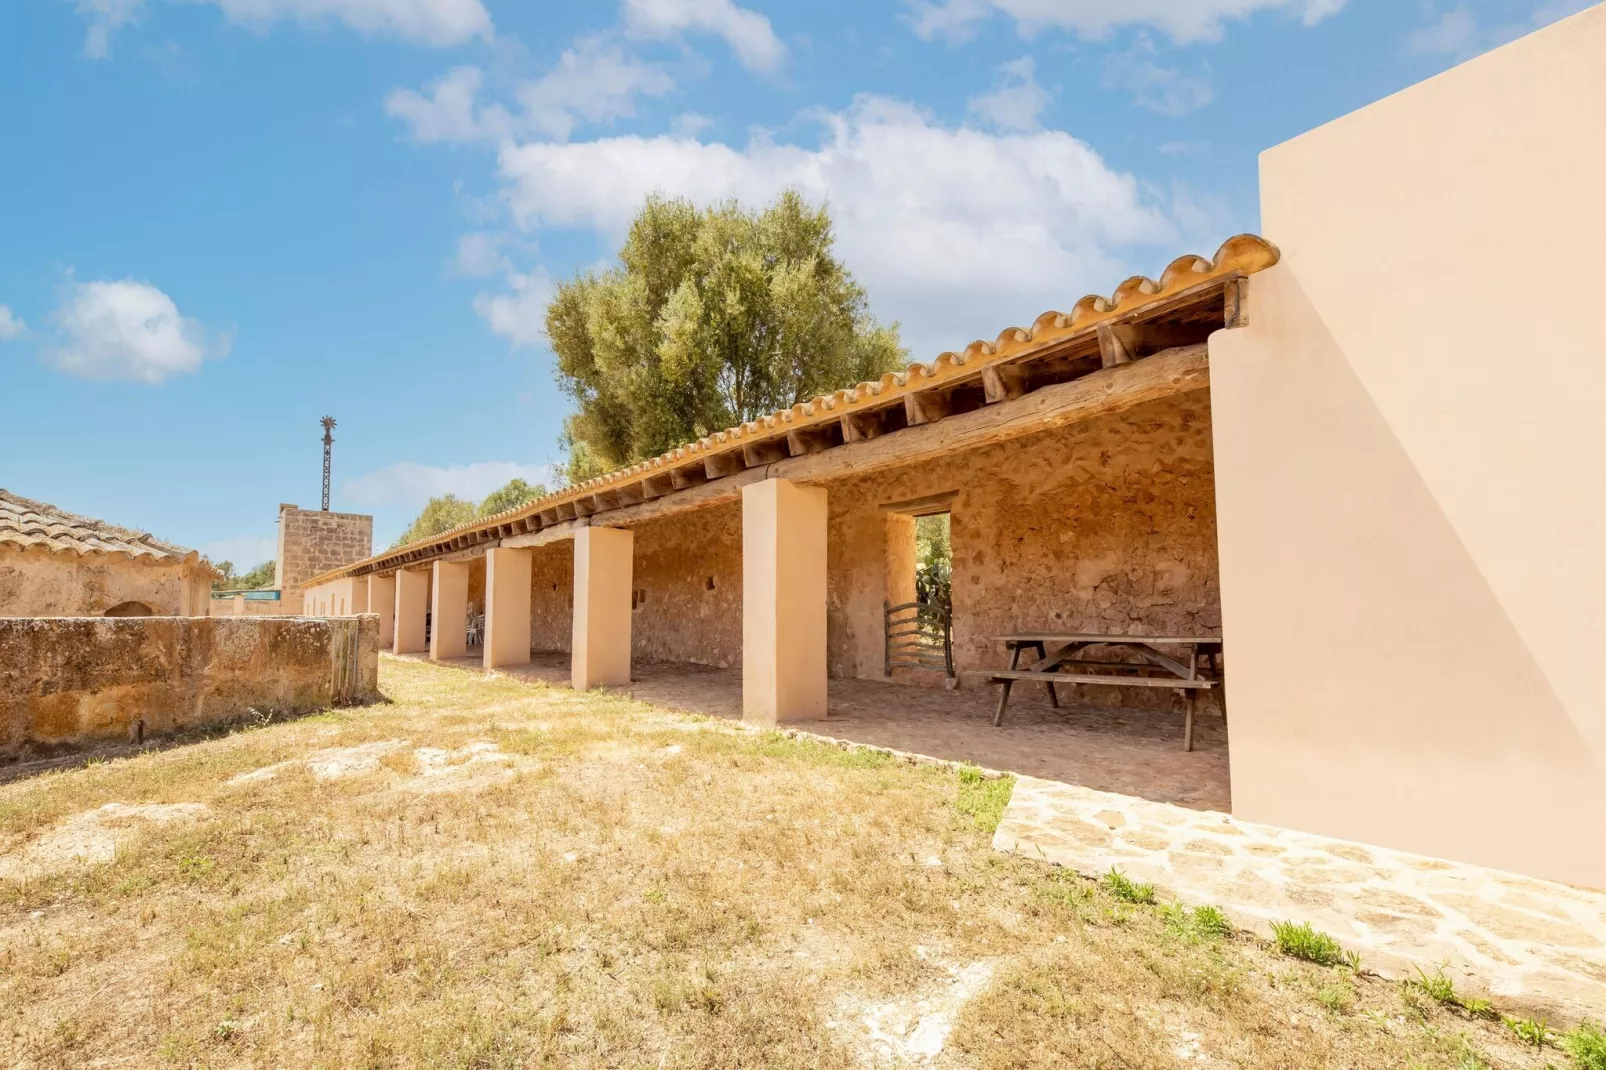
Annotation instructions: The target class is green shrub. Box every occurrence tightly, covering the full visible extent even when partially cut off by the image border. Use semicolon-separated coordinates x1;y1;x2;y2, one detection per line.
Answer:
1269;920;1358;968
1503;1015;1554;1048
1101;868;1157;905
1191;905;1232;938
1563;1021;1606;1069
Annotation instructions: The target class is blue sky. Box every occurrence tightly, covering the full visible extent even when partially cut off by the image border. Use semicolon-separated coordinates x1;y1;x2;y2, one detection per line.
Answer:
1;0;1593;564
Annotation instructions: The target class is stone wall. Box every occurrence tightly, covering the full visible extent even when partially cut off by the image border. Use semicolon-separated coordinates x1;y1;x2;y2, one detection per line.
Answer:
822;391;1221;707
0;615;380;756
631;501;744;668
0;545;213;618
529;542;574;652
274;504;373;594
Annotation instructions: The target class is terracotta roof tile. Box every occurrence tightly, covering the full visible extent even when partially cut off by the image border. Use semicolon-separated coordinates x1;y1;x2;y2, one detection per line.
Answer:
306;234;1279;585
0;489;203;564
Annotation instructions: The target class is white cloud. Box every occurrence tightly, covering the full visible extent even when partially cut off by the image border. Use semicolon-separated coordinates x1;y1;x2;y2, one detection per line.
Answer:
492;95;1179;357
623;0;785;72
1405;6;1478;55
78;0;491;54
388;39;673;144
0;305;26;340
345;460;558;507
1103;38;1214;116
517;34;675;140
453;231;511;276
907;0;1347;44
386;66;513;143
966;56;1051;131
48;279;228;384
188;0;490;45
77;0;145;58
473;267;555;348
200;534;278;567
671;111;714;137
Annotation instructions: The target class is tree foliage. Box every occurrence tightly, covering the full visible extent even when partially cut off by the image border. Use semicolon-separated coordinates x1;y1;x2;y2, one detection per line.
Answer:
477;478;547;518
915;513;952;606
548;191;906;481
391;495;477;549
237;560;276;589
210;559;276;591
390;478;551;549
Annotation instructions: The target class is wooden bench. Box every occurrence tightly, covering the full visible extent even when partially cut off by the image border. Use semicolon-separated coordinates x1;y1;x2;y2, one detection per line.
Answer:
969;634;1224;751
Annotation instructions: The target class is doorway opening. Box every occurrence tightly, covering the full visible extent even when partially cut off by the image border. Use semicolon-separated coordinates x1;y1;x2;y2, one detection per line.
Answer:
882;493;957;683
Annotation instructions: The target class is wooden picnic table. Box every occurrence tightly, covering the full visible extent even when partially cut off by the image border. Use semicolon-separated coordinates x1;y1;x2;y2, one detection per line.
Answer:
964;634;1224;751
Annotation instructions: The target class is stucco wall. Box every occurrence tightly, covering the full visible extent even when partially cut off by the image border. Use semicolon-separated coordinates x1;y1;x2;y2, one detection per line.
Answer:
208;593;301;617
0;545;212;618
0;614;380;755
631;501;744;668
823;393;1221;709
1208;5;1606;889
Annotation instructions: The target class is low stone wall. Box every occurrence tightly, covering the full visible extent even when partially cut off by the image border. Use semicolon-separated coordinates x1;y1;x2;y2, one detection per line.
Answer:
0;615;380;755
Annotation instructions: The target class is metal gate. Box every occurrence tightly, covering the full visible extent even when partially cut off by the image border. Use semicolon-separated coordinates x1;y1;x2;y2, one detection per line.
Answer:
884;599;954;679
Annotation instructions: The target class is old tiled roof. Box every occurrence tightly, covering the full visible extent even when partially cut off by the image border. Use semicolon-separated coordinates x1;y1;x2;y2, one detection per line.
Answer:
0;489;204;563
307;233;1279;585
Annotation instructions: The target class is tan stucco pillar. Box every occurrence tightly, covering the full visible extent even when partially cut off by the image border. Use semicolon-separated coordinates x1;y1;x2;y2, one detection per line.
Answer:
571;526;633;690
742;478;828;725
394;569;429;654
484;547;533;669
369;573;396;648
431;560;469;661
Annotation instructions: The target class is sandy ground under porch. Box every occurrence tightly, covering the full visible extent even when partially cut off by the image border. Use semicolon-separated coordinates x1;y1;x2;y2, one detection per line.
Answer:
414;651;1232;812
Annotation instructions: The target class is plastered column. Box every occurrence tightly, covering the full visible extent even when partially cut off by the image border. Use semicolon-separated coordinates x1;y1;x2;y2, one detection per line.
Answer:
349;577;369;615
571;526;633;689
742;478;828;725
431;560;469;661
484;547;533;669
394;568;429;654
369;574;396;649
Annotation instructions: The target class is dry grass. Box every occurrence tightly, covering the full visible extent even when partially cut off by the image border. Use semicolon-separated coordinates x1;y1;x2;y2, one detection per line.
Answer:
0;656;1559;1068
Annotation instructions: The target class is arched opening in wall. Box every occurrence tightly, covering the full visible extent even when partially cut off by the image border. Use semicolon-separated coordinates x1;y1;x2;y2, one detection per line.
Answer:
104;601;156;617
880;492;957;683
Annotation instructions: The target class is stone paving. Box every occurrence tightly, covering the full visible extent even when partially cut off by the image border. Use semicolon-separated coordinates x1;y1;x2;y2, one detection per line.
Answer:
995;775;1606;1021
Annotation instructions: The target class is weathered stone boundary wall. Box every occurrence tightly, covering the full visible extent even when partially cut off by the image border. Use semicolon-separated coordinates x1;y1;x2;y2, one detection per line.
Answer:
0;615;380;755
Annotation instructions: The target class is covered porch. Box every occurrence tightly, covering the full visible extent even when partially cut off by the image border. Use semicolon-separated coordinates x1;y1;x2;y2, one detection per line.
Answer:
415;651;1231;811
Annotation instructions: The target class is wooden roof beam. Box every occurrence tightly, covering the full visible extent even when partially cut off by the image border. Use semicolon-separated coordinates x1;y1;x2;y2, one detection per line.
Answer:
704;451;745;480
840;408;885;443
671;464;710;491
982;363;1027;404
742;438;788;468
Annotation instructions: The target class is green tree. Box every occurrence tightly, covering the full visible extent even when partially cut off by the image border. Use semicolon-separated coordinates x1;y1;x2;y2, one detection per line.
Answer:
477;477;548;518
547;191;906;481
211;560;236;591
915;514;952;606
391;494;477;549
237;560;276;589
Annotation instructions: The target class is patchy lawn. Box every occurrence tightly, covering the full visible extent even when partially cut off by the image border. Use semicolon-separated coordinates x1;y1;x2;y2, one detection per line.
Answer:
0;657;1577;1068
